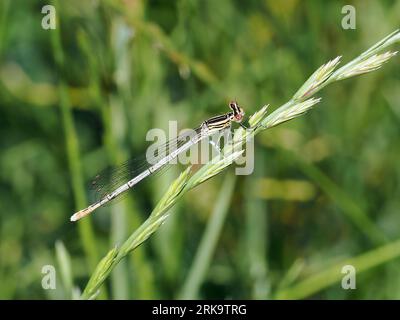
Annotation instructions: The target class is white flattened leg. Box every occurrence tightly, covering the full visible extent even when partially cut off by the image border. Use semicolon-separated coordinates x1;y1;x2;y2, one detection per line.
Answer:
209;140;221;154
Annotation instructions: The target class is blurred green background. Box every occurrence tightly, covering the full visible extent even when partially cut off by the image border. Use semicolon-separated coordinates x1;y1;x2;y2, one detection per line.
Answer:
0;0;399;299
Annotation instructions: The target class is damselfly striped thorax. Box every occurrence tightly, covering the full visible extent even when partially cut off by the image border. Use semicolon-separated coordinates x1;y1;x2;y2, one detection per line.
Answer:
70;101;246;222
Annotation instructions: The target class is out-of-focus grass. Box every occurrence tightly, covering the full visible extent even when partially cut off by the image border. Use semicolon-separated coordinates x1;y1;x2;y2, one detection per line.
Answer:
55;241;73;299
50;0;100;295
283;147;388;246
0;0;399;299
244;151;270;299
275;238;400;299
178;174;237;299
0;0;10;58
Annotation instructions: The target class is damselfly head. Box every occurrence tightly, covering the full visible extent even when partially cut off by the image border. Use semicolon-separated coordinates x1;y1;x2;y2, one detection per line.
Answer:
229;101;245;122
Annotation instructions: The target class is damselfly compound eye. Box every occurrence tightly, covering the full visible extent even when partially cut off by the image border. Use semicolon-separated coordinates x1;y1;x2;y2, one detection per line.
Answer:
235;112;244;122
229;101;244;122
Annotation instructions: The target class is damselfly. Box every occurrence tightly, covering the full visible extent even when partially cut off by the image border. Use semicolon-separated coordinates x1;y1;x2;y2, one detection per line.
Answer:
70;101;245;221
